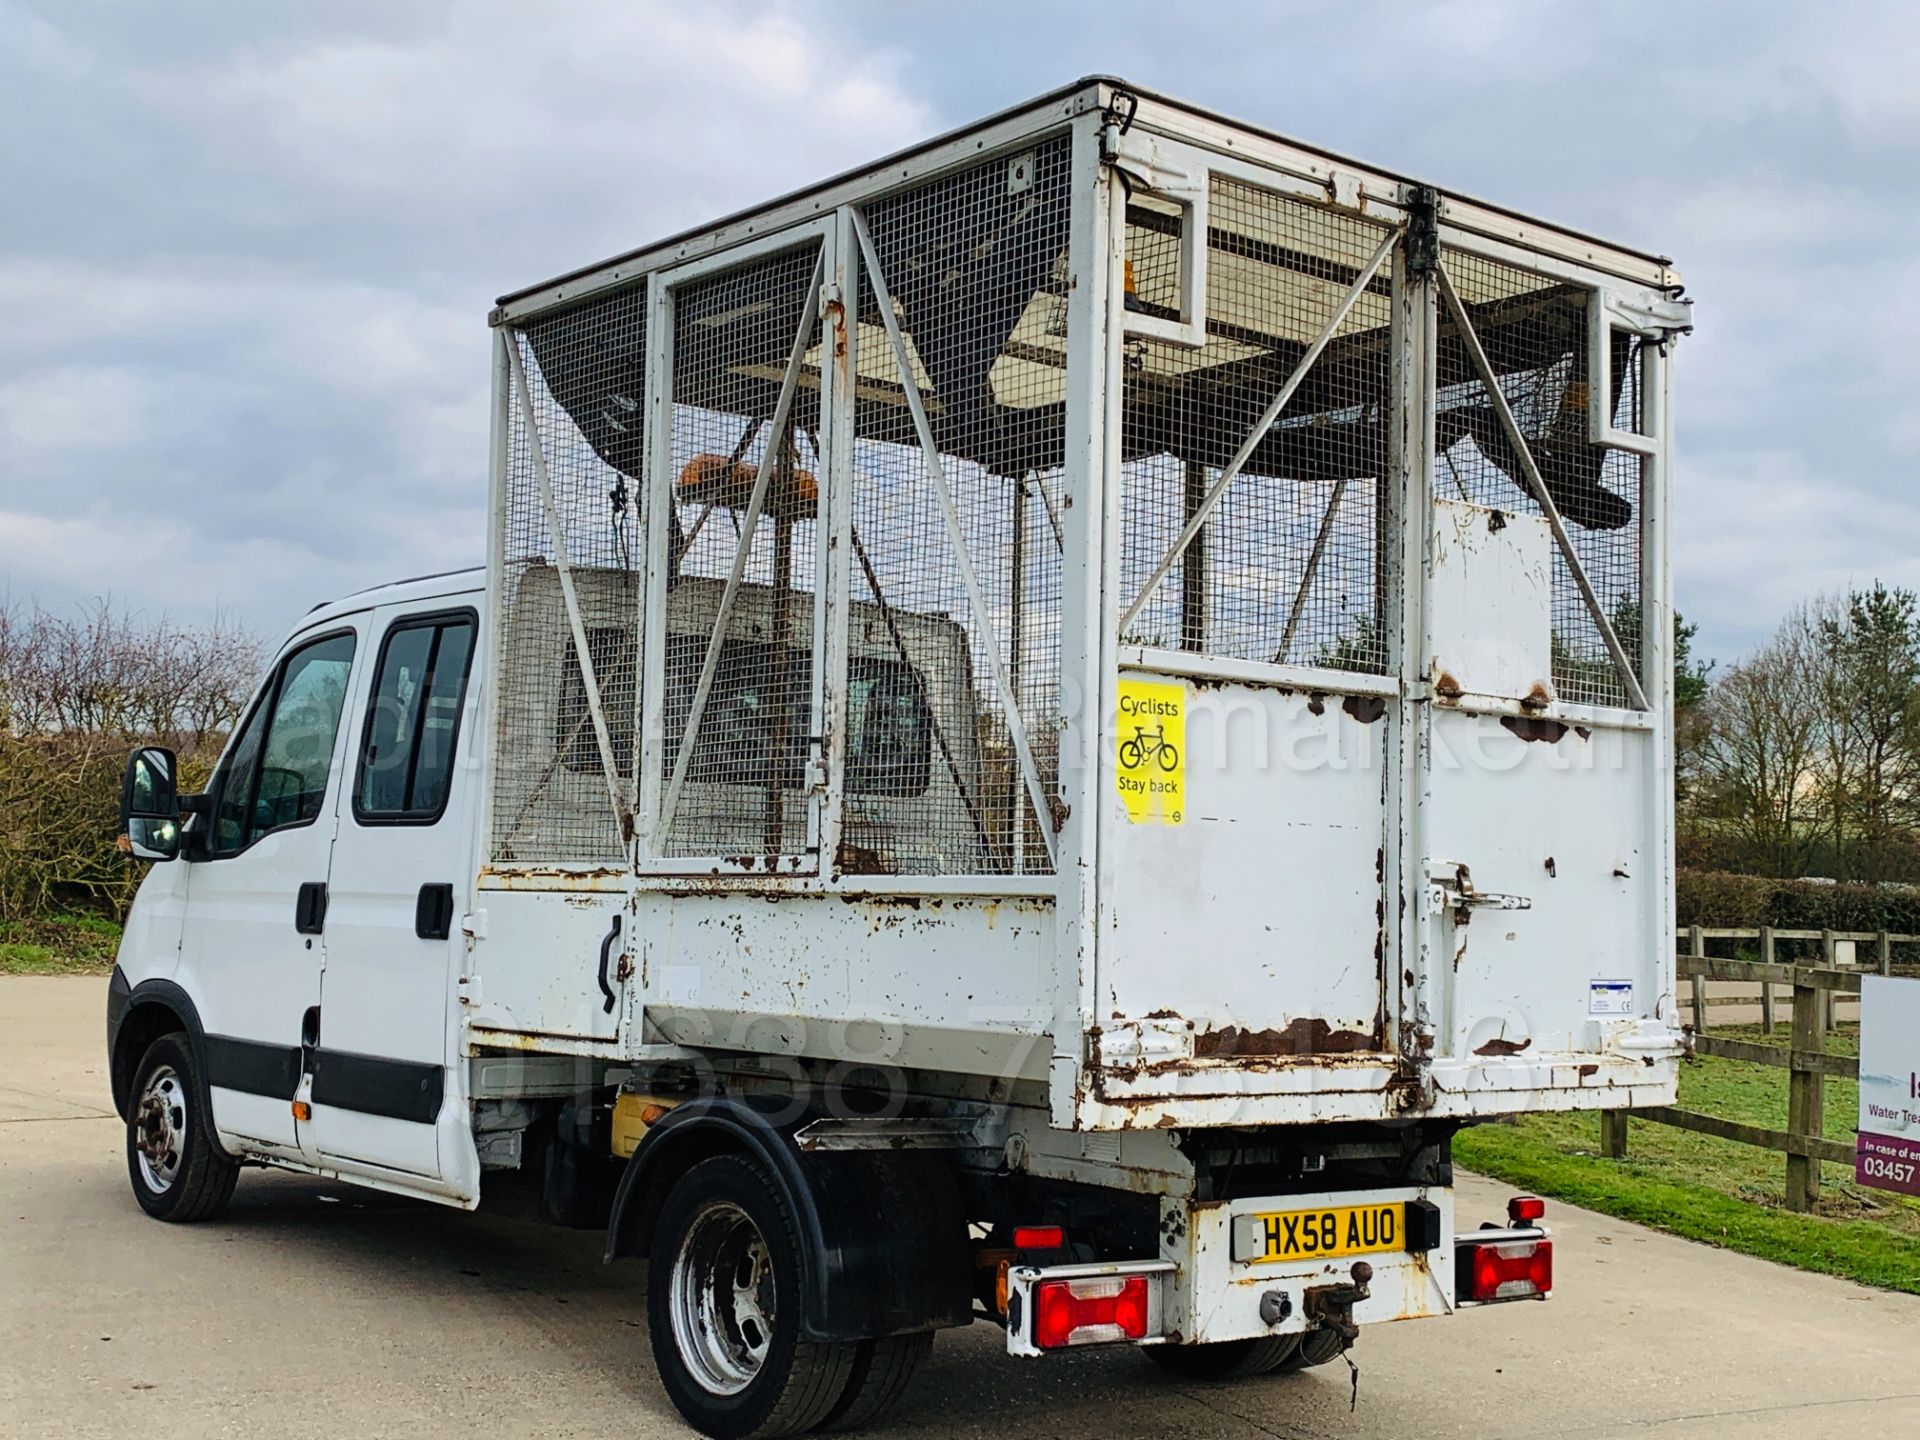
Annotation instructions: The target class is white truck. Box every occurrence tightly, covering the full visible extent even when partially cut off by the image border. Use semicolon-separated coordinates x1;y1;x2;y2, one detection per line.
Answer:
109;77;1690;1438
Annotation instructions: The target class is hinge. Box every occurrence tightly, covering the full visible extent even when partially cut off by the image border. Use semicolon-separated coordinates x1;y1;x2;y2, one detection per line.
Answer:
460;908;489;940
1405;185;1440;279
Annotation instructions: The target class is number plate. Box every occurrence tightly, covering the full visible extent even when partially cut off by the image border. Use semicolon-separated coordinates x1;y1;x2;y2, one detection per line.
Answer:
1231;1203;1406;1264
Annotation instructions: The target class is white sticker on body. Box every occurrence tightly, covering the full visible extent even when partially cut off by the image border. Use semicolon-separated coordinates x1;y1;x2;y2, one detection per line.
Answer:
1589;979;1634;1017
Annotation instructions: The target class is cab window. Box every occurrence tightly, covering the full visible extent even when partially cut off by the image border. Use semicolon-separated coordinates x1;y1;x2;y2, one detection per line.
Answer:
354;612;476;823
210;631;357;855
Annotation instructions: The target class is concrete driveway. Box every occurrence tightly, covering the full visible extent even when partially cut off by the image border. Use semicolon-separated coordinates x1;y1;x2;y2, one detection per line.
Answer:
6;974;1920;1439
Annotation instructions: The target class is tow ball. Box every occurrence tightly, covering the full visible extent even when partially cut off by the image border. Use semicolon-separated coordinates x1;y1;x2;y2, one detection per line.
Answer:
1302;1260;1373;1345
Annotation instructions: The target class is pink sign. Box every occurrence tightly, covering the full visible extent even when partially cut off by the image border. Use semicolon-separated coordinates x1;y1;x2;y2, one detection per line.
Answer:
1855;1132;1920;1198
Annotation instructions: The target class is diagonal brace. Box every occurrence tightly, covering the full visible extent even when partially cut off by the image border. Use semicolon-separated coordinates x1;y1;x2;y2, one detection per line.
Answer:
852;208;1058;871
657;251;825;844
1118;224;1402;638
504;334;634;836
1434;258;1650;711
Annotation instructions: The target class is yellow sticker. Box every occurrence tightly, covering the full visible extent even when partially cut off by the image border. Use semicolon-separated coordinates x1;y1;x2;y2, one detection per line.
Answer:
1115;677;1185;825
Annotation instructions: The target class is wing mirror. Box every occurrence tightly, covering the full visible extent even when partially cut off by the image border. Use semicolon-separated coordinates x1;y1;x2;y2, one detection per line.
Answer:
119;746;182;862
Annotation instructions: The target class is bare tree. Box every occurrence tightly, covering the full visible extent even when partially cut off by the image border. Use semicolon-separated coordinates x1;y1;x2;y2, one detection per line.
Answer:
1698;611;1826;877
0;597;265;920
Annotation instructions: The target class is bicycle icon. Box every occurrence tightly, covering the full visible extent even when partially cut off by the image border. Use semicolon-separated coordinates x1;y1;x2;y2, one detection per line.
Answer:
1119;724;1179;773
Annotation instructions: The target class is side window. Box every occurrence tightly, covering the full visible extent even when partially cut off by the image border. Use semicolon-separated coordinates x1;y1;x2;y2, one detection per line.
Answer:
355;613;477;823
210;632;357;856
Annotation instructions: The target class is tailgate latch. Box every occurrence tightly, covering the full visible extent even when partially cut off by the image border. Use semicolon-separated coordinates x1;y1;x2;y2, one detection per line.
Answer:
1428;860;1530;924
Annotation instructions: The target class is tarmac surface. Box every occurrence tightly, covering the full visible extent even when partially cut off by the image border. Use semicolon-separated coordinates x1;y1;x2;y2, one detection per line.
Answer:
6;975;1920;1439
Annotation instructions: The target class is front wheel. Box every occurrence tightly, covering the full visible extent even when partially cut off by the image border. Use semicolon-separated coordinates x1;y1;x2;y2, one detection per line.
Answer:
648;1155;859;1438
125;1034;238;1222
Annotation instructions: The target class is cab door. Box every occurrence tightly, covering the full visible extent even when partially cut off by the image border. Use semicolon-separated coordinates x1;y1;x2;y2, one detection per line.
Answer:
309;602;480;1179
180;623;362;1153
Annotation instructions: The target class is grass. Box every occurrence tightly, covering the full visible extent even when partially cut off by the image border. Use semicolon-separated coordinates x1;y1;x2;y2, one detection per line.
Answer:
0;912;122;975
1456;1021;1920;1294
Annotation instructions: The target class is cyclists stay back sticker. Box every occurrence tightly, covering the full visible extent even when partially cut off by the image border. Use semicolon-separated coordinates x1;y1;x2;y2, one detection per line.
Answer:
1116;677;1186;825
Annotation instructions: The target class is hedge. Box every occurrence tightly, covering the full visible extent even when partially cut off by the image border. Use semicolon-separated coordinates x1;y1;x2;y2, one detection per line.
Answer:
1676;868;1920;935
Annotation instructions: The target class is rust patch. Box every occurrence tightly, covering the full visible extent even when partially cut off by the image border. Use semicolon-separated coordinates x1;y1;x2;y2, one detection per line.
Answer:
1194;1017;1380;1058
1306;692;1327;716
1574;724;1592;741
1501;715;1568;744
1434;672;1462;701
1343;694;1386;724
1520;683;1553;712
1577;1063;1599;1077
1474;1036;1532;1057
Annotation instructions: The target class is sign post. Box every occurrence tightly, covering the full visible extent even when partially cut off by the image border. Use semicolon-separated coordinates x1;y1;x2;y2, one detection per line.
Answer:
1856;975;1920;1197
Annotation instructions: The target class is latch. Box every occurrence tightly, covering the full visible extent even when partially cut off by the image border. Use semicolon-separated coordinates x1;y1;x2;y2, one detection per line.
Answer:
1428;860;1531;923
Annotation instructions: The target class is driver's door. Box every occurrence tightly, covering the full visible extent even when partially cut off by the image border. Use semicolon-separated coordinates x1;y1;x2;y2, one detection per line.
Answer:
177;621;362;1153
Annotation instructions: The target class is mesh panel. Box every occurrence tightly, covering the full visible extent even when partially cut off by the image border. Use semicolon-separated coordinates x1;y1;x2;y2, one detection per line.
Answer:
1435;247;1644;707
660;242;825;858
846;138;1072;875
491;291;647;865
1118;177;1395;672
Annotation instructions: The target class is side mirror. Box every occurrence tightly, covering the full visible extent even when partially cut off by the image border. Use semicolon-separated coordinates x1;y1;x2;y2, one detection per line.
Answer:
119;747;182;862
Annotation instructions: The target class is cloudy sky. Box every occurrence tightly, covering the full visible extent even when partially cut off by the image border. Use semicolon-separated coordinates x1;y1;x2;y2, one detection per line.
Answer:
4;0;1915;666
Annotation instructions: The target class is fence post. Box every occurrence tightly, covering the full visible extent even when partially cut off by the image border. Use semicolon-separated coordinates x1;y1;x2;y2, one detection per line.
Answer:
1785;971;1827;1214
1689;925;1706;1033
1759;925;1776;1035
1821;928;1837;1030
1600;1109;1629;1159
1879;930;1893;977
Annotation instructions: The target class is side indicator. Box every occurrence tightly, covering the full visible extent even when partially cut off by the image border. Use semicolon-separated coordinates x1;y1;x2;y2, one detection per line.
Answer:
291;1101;311;1121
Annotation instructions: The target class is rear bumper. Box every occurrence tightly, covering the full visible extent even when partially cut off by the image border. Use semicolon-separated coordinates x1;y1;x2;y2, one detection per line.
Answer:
1176;1185;1454;1345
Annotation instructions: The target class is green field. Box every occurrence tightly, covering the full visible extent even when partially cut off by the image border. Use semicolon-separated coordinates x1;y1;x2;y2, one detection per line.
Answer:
1456;1023;1920;1294
0;913;121;974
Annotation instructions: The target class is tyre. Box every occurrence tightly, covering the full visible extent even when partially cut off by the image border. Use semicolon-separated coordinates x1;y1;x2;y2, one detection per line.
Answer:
125;1033;238;1223
1145;1334;1302;1381
815;1331;932;1432
648;1154;859;1439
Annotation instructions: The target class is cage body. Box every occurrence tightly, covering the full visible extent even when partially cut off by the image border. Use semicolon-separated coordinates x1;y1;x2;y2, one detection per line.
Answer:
470;78;1689;1130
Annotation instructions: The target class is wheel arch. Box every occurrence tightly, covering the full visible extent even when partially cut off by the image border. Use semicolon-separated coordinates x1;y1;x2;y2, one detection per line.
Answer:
605;1095;971;1342
108;974;208;1122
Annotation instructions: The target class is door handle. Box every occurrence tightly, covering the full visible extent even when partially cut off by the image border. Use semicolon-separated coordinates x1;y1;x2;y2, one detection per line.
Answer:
295;881;328;935
415;883;455;940
597;914;622;1014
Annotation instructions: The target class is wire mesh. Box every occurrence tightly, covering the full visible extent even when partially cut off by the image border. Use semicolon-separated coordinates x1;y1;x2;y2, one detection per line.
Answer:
846;137;1073;875
1435;246;1644;707
491;288;648;865
1118;176;1395;672
659;242;825;858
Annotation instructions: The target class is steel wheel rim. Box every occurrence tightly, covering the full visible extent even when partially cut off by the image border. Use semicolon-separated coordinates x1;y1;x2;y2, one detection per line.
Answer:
669;1199;776;1396
134;1064;187;1193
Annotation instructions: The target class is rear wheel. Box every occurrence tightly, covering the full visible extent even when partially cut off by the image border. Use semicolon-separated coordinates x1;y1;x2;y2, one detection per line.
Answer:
1275;1326;1348;1371
1145;1334;1302;1381
124;1034;238;1223
648;1155;858;1439
815;1331;932;1432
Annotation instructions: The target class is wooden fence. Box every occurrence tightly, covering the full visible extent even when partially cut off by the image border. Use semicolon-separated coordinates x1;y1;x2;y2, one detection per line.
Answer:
1678;925;1916;1033
1607;945;1880;1213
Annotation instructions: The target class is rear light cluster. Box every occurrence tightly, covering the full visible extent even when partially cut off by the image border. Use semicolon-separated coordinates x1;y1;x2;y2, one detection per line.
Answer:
1456;1195;1551;1305
1462;1238;1553;1302
1032;1275;1151;1349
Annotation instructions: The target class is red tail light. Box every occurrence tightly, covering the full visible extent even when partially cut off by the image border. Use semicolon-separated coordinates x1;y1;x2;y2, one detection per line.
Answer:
1463;1238;1552;1302
1013;1225;1065;1250
1032;1274;1151;1348
1507;1195;1546;1225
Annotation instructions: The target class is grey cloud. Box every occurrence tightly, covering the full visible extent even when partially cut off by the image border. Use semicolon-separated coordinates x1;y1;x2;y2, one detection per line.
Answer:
3;0;1914;665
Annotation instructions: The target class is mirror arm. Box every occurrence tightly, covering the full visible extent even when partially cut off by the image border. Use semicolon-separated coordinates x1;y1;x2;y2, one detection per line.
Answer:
178;792;210;817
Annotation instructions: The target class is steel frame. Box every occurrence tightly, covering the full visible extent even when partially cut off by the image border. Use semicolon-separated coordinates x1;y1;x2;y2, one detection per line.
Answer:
477;80;1683;1133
